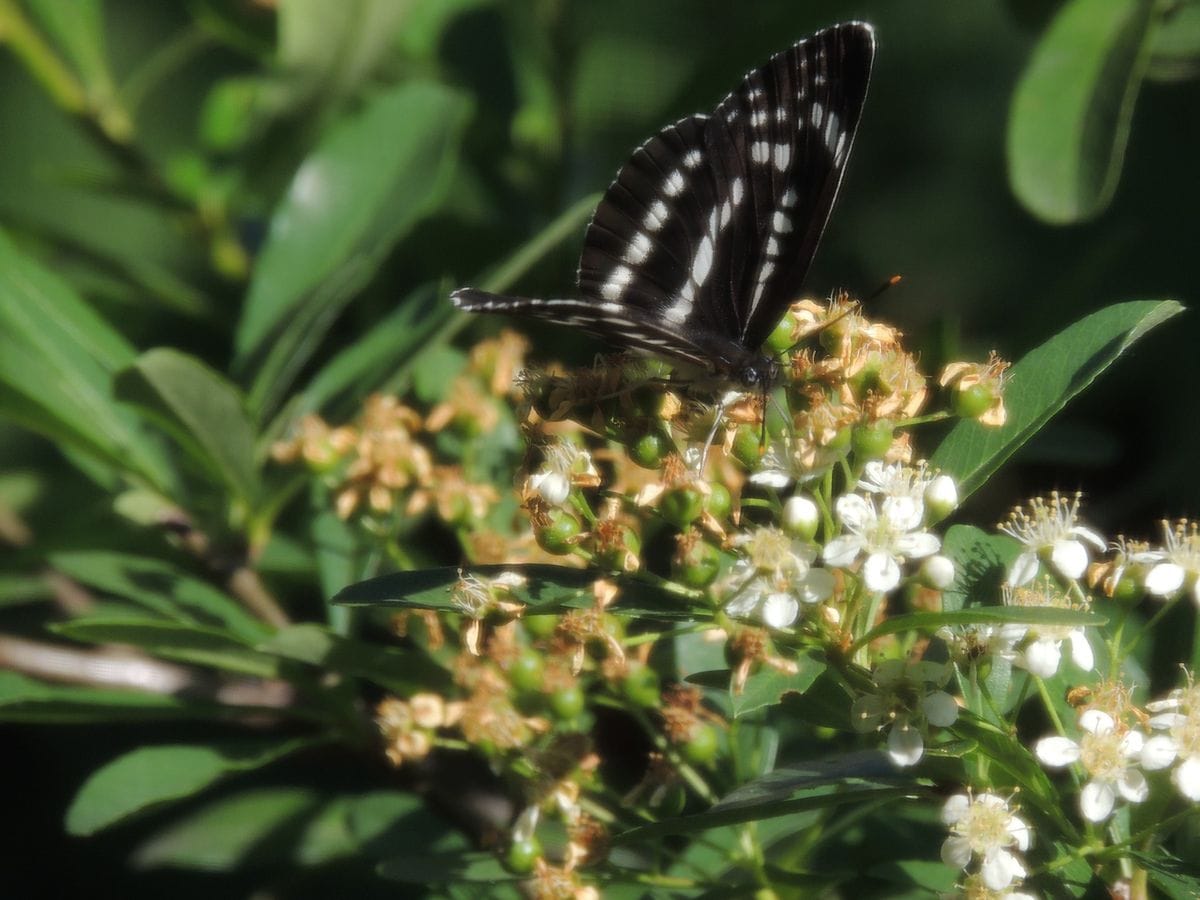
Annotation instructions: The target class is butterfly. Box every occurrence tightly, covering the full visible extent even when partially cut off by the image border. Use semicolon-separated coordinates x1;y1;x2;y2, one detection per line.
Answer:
452;22;875;392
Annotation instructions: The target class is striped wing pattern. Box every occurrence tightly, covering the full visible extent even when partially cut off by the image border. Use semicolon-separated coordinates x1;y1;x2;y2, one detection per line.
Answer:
452;22;876;378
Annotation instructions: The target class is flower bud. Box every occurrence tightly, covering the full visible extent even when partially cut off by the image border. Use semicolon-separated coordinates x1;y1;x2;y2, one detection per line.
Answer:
781;494;820;540
924;474;958;524
920;554;956;590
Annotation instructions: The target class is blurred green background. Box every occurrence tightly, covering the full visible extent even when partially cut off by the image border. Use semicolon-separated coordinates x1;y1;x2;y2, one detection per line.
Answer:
1;0;1196;895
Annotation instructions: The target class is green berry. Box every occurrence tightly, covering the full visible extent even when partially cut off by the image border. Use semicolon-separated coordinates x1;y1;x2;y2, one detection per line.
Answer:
732;425;762;468
650;782;687;817
509;649;544;694
629;430;673;469
621;665;661;708
953;383;994;419
851;420;893;460
673;538;721;588
522;615;558;640
661;487;705;528
680;723;719;766
549;684;585;720
536;509;581;555
1111;574;1143;605
704;483;733;522
765;311;797;355
503;835;543;875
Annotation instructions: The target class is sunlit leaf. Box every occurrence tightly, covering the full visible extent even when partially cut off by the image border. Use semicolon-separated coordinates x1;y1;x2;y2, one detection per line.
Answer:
932;300;1182;498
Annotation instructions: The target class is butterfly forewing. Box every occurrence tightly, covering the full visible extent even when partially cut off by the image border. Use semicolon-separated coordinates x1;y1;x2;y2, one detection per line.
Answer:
452;22;875;380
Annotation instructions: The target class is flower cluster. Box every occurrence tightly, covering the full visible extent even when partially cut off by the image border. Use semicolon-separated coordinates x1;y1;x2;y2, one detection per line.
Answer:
941;792;1033;895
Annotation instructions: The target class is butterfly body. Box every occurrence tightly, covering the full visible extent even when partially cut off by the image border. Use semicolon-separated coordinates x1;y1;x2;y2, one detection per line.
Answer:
452;22;876;388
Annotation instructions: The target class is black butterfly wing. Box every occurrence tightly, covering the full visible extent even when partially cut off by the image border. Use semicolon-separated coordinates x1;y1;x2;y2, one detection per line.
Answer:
712;22;875;349
454;23;875;372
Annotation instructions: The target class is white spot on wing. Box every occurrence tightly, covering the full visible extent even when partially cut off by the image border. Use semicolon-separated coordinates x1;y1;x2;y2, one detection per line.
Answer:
766;236;780;257
664;297;692;324
751;109;768;127
824;110;840;152
691;235;713;287
601;265;633;300
781;188;797;208
772;211;792;233
683;149;703;169
624;232;651;265
773;143;792;172
751;141;770;164
731;178;745;206
811;102;825;130
664;170;685;197
720;200;732;228
643;200;668;232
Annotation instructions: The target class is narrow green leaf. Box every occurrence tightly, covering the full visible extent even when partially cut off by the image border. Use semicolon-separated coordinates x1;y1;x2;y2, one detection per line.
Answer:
50;551;268;642
115;348;260;504
0;671;226;723
0;230;171;488
133;787;322;871
1008;0;1156;222
51;617;281;678
333;565;700;620
710;751;897;812
612;785;917;843
259;623;450;694
66;738;320;836
235;81;471;413
931;300;1183;498
278;0;410;99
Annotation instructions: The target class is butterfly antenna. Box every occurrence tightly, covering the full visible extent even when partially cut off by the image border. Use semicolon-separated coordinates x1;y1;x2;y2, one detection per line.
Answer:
699;395;730;473
865;274;903;303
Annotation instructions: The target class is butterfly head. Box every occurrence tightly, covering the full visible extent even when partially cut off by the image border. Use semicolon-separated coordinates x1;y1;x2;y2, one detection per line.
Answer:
736;357;781;392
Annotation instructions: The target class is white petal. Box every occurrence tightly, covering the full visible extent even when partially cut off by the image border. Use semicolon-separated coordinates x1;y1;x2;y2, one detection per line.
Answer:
1144;562;1186;597
940;834;972;869
862;552;902;592
1050;538;1089;580
1007;815;1033;852
1036;735;1081;767
1147;711;1186;730
797;567;835;603
940;793;970;825
762;592;799;629
895;531;941;560
1080;780;1116;821
822;535;864;567
925;475;958;512
882;495;923;531
1009;551;1040;586
749;468;792;489
531;471;570;505
1117;769;1149;803
887;722;925;766
1067;629;1094;671
724;589;761;619
1071;525;1107;551
1171;755;1200;801
1021;638;1062;678
1079;708;1115;735
981;847;1026;891
1141;735;1178;770
1119;729;1144;756
922;690;960;727
835;493;874;529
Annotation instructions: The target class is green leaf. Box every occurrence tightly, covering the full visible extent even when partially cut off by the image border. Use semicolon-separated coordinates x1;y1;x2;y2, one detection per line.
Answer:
1147;3;1200;82
66;738;320;836
1008;0;1156;223
235;81;471;414
710;751;898;813
133;787;323;871
51;617;281;678
0;671;228;723
687;651;826;718
259;623;450;694
931;300;1183;498
939;525;1018;613
333;565;701;620
378;851;520;884
50;551;268;642
0;230;172;488
115;348;260;504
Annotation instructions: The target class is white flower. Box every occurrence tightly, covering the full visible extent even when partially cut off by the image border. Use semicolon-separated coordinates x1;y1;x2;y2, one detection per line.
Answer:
723;526;834;629
1131;519;1200;607
936;623;1023;669
526;441;597;506
1035;709;1149;822
823;493;941;592
999;492;1105;586
852;659;959;767
858;461;957;523
1001;580;1093;678
941;792;1032;890
942;874;1038;899
1141;678;1200;801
